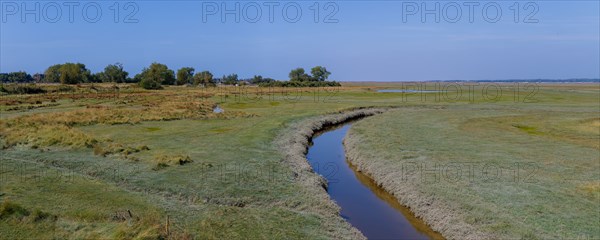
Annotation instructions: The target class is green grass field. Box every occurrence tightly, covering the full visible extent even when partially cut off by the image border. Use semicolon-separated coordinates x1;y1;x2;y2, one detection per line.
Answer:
345;84;599;239
0;83;598;239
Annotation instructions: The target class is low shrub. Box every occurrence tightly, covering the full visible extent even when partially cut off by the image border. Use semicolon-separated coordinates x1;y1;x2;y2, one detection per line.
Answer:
152;154;193;170
0;200;30;219
0;84;47;94
31;209;54;222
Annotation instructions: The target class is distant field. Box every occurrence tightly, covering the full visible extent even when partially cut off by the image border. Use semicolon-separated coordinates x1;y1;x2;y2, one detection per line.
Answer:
0;82;598;239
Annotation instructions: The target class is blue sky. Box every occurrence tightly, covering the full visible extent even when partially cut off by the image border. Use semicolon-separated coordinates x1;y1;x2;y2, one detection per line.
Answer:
1;1;599;81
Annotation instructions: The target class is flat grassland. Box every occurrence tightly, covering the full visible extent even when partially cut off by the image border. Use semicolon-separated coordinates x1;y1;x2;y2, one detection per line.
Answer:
345;84;600;239
0;83;598;239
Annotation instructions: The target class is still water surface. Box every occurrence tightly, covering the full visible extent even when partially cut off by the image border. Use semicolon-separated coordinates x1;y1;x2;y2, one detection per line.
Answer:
306;124;444;240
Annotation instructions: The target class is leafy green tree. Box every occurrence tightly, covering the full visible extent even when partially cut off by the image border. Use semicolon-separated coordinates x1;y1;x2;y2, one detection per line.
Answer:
222;74;239;85
310;66;331;82
250;75;276;85
32;73;44;82
44;64;62;83
251;75;263;84
138;62;175;89
193;71;214;87
132;73;143;83
101;63;129;83
139;78;162;89
89;73;103;83
138;70;161;89
289;68;310;82
176;67;195;85
58;63;90;84
7;71;33;83
0;73;8;83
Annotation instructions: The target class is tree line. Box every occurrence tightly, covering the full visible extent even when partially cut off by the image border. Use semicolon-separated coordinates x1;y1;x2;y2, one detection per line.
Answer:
1;62;340;89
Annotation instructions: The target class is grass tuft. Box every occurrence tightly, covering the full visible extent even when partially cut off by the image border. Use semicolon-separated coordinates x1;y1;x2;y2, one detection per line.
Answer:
152;154;193;170
0;200;30;219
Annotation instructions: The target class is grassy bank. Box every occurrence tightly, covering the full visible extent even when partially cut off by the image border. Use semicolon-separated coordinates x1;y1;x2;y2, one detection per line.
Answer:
345;99;599;239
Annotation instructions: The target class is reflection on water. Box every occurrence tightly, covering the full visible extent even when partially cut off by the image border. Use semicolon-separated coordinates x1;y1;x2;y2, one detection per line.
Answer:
306;124;444;240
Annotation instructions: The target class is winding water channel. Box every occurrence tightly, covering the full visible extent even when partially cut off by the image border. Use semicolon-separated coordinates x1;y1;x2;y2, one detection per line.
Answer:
306;123;444;240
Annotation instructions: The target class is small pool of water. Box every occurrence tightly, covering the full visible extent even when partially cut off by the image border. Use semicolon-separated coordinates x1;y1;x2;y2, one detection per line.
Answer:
213;105;224;113
306;124;443;239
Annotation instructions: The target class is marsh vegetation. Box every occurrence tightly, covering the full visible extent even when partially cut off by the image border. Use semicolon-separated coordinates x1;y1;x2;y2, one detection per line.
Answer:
0;82;598;239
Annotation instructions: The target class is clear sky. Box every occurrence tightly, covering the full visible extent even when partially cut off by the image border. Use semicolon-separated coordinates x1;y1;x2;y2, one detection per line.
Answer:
1;1;599;81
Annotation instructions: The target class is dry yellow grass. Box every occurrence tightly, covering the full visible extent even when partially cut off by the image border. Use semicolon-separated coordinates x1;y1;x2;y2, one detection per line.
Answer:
152;154;193;170
578;182;600;196
0;90;219;154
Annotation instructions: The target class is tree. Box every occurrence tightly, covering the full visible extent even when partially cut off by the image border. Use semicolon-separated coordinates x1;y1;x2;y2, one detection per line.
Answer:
138;70;162;89
222;74;238;85
289;68;310;82
101;63;129;83
132;73;143;83
193;71;214;87
0;73;8;83
310;66;331;82
250;75;276;85
44;64;62;83
32;73;45;82
138;62;175;89
251;75;263;84
176;67;195;85
58;63;90;84
89;73;103;83
7;71;33;83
